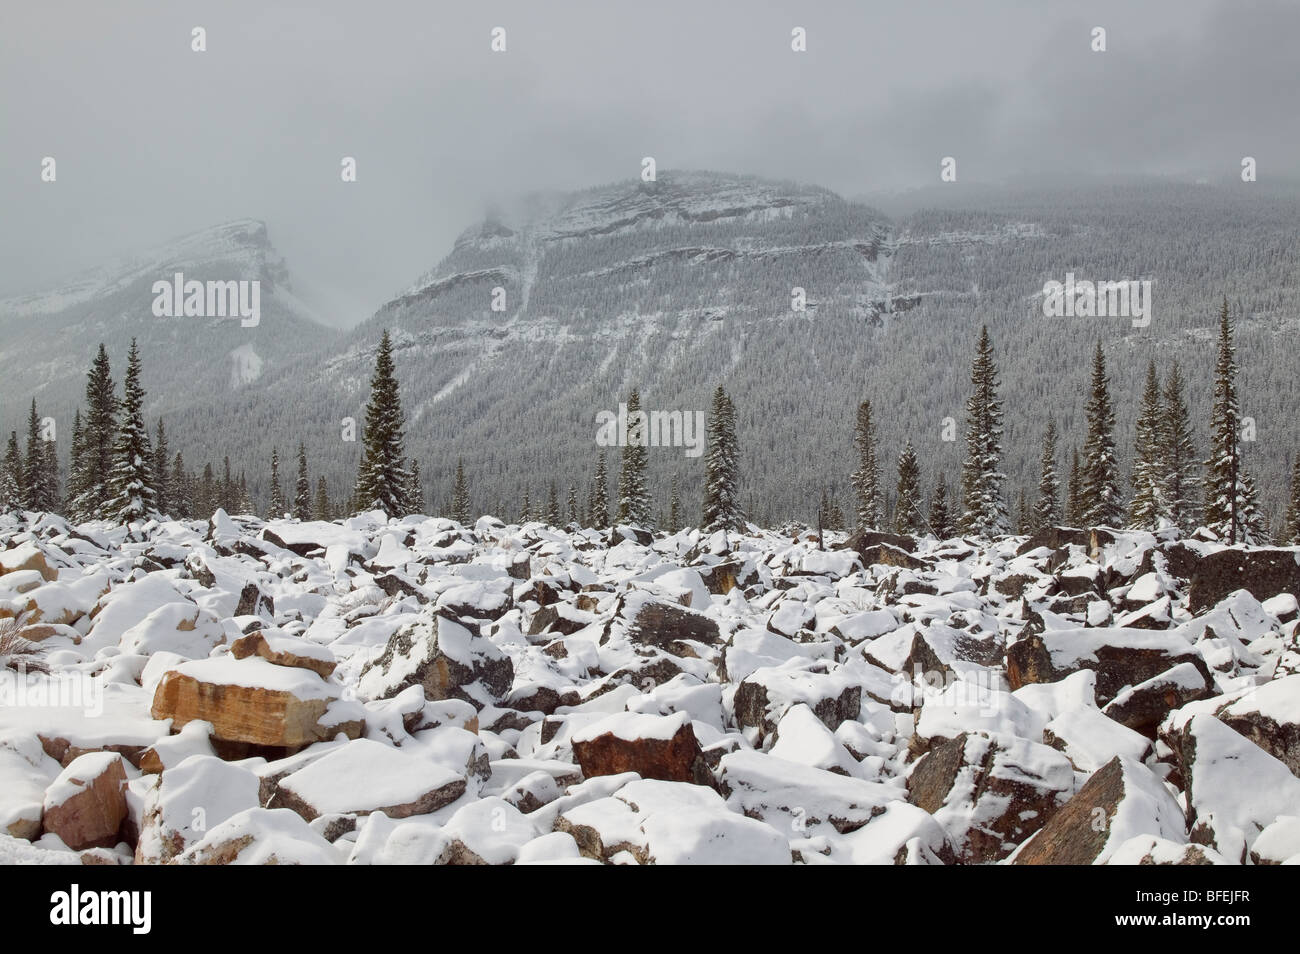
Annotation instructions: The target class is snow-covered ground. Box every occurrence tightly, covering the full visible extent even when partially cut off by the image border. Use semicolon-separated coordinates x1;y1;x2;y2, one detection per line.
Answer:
1;510;1297;865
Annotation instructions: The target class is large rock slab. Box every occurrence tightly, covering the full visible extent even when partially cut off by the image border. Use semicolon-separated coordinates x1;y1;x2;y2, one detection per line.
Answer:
1186;548;1300;615
357;610;513;706
41;752;128;851
571;711;709;785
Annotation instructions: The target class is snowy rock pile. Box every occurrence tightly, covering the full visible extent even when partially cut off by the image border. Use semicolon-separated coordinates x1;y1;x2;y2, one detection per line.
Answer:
1;509;1298;865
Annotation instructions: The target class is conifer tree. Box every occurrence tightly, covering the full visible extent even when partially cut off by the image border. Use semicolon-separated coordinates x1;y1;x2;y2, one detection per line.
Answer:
354;330;413;516
1066;448;1084;525
220;456;234;513
452;458;471;525
269;448;286;517
23;400;57;512
1203;300;1262;544
237;472;252;515
589;452;610;529
106;340;156;524
519;485;532;524
893;441;924;535
1081;341;1123;527
567;484;579;526
408;459;425;516
617;388;652;526
929;473;953;538
668;474;682;532
959;326;1007;537
153;419;170;517
851;399;882;530
314;475;332;521
1034;419;1061;531
702;385;743;533
170;453;192;519
293;442;311;520
1128;359;1165;530
66;409;86;515
827;498;845;531
1;433;23;512
197;463;216;518
1015;488;1031;534
1284;453;1300;545
546;481;561;526
1160;361;1200;532
74;344;118;521
42;434;59;513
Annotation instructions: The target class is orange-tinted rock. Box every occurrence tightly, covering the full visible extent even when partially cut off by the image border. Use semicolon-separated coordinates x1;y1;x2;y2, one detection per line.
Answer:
41;752;128;851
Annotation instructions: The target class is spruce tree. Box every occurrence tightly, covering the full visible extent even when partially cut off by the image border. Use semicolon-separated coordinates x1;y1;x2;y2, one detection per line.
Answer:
23;400;57;512
237;473;252;515
589;452;610;529
106;340;157;524
153;418;170;517
408;459;425;516
74;344;118;521
851;399;882;530
519;485;532;524
546;482;561;526
1203;300;1261;544
929;473;953;538
66;409;86;515
197;463;216;518
314;475;332;521
42;433;59;514
668;474;682;532
828;498;845;531
702;385;744;533
959;326;1008;537
616;389;652;526
1034;419;1061;531
269;448;286;517
1128;359;1165;530
567;484;579;526
452;458;471;525
1284;453;1300;545
170;453;192;519
220;456;234;513
354;330;413;516
893;441;924;535
1;433;23;513
1081;341;1123;527
1160;361;1200;532
1066;448;1084;525
1015;488;1031;534
293;442;311;520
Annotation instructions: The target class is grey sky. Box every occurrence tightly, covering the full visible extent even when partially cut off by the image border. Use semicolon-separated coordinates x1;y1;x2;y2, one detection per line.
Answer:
3;0;1295;326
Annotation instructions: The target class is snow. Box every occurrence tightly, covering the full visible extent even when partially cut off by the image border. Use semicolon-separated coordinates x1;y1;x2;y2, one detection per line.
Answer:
276;739;463;815
571;710;691;745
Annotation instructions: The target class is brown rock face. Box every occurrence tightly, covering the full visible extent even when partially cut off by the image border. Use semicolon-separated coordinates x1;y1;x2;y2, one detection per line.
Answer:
230;632;337;679
1101;664;1213;739
1186;548;1300;615
41;753;128;851
627;599;721;649
573;721;709;785
151;667;362;750
1013;757;1125;865
1006;633;1213;705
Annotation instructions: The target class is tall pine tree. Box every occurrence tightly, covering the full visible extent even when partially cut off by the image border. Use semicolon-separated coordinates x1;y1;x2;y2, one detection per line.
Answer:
1127;359;1165;530
314;475;332;521
153;418;170;517
929;473;954;538
1283;452;1300;545
616;388;652;526
105;339;157;524
1066;448;1084;526
1034;418;1061;531
1081;341;1123;527
959;326;1007;537
702;385;744;533
294;442;312;520
588;452;610;529
354;330;413;516
269;448;286;517
452;458;471;525
74;344;118;521
1160;360;1200;532
1;433;23;512
893;442;924;535
851;399;882;530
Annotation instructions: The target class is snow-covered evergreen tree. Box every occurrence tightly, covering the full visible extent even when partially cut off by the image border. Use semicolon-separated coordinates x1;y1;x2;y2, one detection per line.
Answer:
893;441;924;535
851;399;882;530
1127;359;1165;530
314;475;331;521
667;474;681;532
1203;299;1263;544
237;472;252;515
546;481;561;526
616;388;652;526
65;410;85;515
269;448;286;517
1160;360;1200;532
22;400;57;512
293;442;312;520
153;418;170;517
1034;418;1060;531
105;339;157;525
170;453;192;519
929;473;953;538
452;458;471;525
588;451;610;529
408;459;425;516
519;485;532;524
1284;453;1300;545
1015;487;1031;534
73;344;118;521
1066;448;1083;525
1;432;23;513
1081;341;1123;527
567;483;579;526
702;385;744;533
959;326;1007;537
354;330;413;517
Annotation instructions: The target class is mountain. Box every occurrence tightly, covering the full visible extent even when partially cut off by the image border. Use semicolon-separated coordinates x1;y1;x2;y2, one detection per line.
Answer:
0;220;339;438
7;173;1300;530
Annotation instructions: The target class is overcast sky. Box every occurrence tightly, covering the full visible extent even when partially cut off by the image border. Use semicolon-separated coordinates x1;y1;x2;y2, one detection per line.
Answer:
3;0;1296;326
